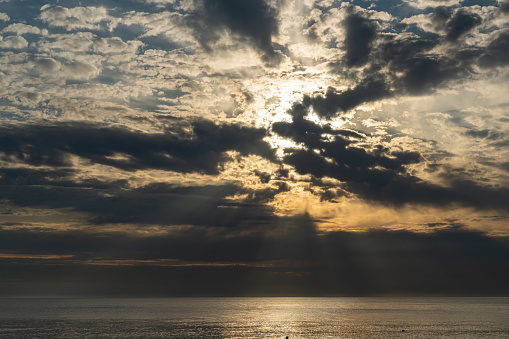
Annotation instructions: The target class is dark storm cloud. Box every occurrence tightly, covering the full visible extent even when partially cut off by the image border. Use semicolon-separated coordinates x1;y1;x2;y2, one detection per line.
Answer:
0;213;314;262
463;128;503;140
310;78;392;118
445;8;482;41
271;105;509;211
380;35;438;64
343;10;378;67
0;177;282;227
1;223;508;296
0;167;77;187
347;174;509;210
283;143;509;210
479;30;509;68
253;169;272;183
378;34;467;96
186;0;281;64
0;121;280;227
113;182;288;225
501;0;509;13
260;3;509;210
288;78;392;119
0;121;274;174
501;162;509;172
396;56;465;94
382;38;465;95
427;6;483;42
317;46;464;117
319;188;347;202
465;128;491;138
306;5;509;118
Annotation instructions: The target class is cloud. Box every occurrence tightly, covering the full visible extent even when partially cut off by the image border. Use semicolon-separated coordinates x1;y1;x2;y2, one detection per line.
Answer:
395;55;464;94
1;224;508;295
501;0;509;13
61;60;101;80
0;121;274;173
39;5;115;31
93;37;128;53
479;29;509;68
306;78;392;118
272;104;509;211
343;9;378;67
2;23;46;35
404;0;462;9
300;11;505;117
27;56;101;80
142;0;178;7
403;6;483;41
0;167;78;187
0;35;28;49
0;0;508;297
380;34;438;65
0;119;279;227
29;56;61;72
0;167;279;228
445;8;483;41
185;0;282;65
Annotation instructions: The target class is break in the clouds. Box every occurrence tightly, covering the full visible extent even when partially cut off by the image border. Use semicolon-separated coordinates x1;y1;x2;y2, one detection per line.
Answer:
0;0;508;295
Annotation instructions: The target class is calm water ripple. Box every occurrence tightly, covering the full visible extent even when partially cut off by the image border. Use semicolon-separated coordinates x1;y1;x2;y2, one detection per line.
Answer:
0;297;508;338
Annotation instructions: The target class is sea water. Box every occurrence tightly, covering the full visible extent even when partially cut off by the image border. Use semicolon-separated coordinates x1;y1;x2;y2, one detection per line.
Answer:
0;297;508;338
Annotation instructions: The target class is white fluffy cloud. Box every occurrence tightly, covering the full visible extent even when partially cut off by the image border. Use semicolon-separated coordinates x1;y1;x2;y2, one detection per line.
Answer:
61;60;101;80
0;35;28;49
2;23;47;36
30;56;61;73
403;0;463;9
39;5;117;31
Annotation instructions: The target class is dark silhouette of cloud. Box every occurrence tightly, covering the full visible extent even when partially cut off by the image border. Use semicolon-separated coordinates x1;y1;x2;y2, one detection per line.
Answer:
380;35;438;64
0;121;281;227
290;78;392;119
427;6;483;42
317;48;465;117
397;56;465;94
0;121;274;174
303;7;509;118
283;143;509;210
445;8;482;41
0;177;283;228
479;30;509;68
343;10;378;67
501;0;509;13
271;105;509;211
186;0;281;65
1;222;508;296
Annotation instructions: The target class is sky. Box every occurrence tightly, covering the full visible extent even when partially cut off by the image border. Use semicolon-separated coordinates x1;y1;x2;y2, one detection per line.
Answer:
0;0;509;296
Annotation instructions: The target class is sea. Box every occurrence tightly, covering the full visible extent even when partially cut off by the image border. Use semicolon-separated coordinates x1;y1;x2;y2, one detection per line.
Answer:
0;297;508;338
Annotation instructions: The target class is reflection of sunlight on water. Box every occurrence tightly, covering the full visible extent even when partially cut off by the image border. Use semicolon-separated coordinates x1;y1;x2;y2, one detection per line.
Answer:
215;297;350;338
249;299;307;336
2;297;508;338
203;297;509;338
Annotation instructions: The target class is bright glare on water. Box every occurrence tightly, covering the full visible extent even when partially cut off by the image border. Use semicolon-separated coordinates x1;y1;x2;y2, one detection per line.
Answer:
1;297;508;338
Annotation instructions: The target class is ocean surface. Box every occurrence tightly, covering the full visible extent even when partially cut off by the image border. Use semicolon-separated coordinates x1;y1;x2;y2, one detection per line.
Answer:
0;297;508;338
